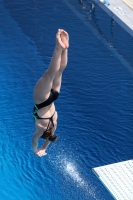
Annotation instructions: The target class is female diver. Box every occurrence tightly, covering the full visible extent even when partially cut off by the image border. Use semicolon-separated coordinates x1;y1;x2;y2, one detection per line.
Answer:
32;29;69;157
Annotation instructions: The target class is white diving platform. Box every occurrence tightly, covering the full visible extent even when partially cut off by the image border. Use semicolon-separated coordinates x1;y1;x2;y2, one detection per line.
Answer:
93;160;133;200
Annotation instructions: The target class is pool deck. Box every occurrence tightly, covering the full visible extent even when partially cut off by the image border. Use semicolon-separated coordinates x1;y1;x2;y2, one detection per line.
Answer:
95;0;133;37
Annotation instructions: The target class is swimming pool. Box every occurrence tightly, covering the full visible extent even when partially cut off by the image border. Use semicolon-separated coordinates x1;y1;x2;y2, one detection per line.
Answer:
0;0;133;199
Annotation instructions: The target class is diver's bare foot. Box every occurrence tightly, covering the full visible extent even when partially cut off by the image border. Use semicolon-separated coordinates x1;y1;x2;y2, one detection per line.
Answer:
56;29;69;50
61;30;69;49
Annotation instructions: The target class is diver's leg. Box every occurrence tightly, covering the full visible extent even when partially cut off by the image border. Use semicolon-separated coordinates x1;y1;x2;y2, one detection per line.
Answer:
52;49;68;93
52;35;69;92
60;49;68;71
52;50;68;92
34;29;64;104
52;71;62;92
60;30;69;71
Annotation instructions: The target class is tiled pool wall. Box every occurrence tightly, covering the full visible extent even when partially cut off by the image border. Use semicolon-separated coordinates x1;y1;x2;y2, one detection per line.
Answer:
93;4;133;67
67;0;133;67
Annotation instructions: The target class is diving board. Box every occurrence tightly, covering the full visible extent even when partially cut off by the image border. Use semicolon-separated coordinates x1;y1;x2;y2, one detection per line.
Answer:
93;160;133;200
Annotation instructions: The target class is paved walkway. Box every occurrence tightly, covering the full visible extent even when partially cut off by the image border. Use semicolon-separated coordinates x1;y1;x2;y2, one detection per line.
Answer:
95;0;133;37
122;0;133;10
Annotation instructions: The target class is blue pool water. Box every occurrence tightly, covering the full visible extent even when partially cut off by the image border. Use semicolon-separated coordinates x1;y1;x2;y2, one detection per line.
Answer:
0;0;133;199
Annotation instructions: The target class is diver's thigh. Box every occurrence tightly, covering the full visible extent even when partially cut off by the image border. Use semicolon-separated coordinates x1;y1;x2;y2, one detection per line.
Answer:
52;71;62;93
33;71;54;103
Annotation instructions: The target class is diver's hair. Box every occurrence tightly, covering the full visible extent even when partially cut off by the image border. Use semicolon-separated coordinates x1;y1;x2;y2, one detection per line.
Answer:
48;135;57;142
42;128;57;142
44;129;52;138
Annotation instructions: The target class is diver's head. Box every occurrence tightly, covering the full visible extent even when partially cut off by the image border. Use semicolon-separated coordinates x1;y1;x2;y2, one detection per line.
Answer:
48;134;57;142
41;128;57;142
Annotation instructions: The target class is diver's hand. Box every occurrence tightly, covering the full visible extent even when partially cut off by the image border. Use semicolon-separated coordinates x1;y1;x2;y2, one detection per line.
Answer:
35;148;47;157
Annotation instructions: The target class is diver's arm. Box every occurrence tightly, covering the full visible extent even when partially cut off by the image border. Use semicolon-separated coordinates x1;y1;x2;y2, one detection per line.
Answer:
41;139;50;150
41;126;56;150
36;137;52;157
32;130;42;153
37;127;56;156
